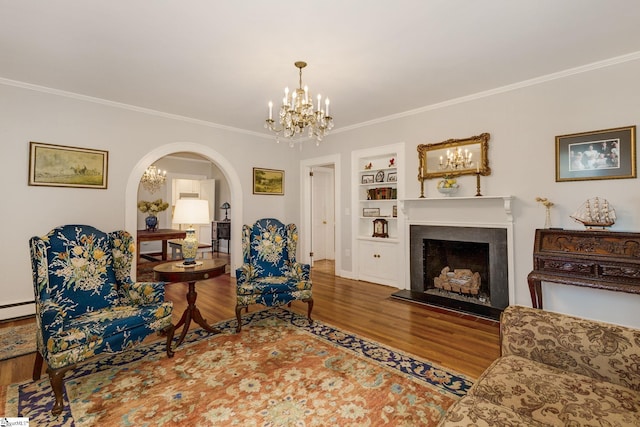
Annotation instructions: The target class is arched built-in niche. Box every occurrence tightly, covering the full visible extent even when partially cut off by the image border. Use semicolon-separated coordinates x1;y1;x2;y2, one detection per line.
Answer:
125;142;242;278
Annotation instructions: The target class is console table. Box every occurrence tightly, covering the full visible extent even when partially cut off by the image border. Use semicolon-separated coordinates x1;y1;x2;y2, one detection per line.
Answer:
136;229;186;265
527;228;640;309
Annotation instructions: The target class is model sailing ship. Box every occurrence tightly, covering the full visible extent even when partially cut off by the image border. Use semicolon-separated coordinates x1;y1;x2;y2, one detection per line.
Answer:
570;197;616;229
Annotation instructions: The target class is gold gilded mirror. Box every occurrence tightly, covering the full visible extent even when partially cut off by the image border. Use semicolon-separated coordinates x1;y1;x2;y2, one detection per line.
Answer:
418;133;491;180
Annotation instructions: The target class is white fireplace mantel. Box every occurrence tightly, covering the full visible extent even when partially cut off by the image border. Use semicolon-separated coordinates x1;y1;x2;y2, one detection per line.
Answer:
400;195;514;223
399;195;515;305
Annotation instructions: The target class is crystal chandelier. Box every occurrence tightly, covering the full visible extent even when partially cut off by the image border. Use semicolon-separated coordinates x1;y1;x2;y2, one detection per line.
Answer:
265;61;334;146
140;165;166;194
439;147;473;172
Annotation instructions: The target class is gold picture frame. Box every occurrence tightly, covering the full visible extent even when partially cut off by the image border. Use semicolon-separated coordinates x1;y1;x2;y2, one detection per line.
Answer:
418;133;490;180
253;167;285;195
555;126;636;182
28;141;108;189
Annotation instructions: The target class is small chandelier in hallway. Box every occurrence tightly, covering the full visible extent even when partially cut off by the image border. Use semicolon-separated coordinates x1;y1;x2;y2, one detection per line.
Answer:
140;165;166;194
265;61;334;147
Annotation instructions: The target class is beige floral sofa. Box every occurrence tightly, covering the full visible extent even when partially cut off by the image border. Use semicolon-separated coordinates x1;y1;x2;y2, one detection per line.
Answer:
438;305;640;426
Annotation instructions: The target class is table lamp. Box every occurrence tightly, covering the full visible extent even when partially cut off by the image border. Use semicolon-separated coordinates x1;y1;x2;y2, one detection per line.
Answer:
221;202;230;221
172;199;210;265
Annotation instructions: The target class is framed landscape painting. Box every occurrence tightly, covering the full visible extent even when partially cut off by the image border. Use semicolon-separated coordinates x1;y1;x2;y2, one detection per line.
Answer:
555;126;636;182
253;167;285;195
28;142;109;189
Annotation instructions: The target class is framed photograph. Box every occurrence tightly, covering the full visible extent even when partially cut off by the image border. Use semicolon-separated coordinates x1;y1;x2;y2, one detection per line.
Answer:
387;171;397;182
363;207;380;217
556;126;636;182
28;141;108;189
361;174;374;184
253;167;285;195
375;170;385;182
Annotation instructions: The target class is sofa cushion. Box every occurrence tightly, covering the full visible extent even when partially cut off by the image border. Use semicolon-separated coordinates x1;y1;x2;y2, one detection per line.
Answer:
437;395;548;427
471;354;640;426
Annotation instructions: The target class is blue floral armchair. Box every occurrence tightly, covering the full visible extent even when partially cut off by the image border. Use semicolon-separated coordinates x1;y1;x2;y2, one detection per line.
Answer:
29;225;175;415
235;218;313;332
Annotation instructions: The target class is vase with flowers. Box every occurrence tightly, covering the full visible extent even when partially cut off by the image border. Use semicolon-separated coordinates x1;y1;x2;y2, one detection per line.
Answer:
138;199;169;231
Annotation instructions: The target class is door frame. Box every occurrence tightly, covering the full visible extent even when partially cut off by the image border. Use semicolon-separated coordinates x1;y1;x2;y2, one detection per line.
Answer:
300;154;341;275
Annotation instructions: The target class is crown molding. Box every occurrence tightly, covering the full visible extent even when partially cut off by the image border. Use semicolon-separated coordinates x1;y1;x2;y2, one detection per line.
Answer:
334;51;640;134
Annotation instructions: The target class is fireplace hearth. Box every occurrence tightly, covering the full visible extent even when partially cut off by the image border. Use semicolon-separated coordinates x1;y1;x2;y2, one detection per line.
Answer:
393;225;509;320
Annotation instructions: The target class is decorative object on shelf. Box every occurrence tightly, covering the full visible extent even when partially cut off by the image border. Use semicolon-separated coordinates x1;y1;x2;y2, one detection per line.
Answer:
417;133;491;198
372;218;389;238
389;158;395;167
361;174;374;184
535;197;554;228
436;176;459;196
264;61;334;147
393;205;397;217
220;202;231;221
555;125;636;182
28;141;109;189
375;170;385;182
138;199;169;231
140;165;166;194
364;162;372;170
570;197;616;229
386;171;397;182
475;168;483;197
363;207;381;217
172;199;210;265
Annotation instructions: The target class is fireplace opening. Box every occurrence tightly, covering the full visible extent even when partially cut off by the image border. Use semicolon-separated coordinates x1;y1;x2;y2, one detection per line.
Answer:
424;239;491;306
393;225;509;320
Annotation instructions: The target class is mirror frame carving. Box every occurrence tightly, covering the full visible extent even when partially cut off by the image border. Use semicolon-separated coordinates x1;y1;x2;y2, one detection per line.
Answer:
418;132;491;181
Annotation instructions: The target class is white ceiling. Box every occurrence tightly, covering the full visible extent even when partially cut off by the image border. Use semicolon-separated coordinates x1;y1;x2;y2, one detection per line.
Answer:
2;1;640;138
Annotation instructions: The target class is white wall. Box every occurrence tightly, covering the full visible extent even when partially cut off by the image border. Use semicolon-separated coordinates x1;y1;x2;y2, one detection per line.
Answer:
3;57;640;327
0;83;300;319
301;58;640;327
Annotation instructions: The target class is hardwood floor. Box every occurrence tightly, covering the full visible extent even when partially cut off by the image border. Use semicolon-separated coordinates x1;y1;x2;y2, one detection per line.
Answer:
0;257;500;386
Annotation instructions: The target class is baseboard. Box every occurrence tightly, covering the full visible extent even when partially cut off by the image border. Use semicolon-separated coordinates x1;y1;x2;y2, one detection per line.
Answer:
0;302;36;321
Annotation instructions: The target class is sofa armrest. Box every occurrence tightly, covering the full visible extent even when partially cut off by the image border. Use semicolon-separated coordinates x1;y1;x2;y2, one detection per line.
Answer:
118;281;166;305
501;305;640;390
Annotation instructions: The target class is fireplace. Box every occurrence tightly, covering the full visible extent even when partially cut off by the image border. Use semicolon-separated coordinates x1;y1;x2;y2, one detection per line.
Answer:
393;225;509;320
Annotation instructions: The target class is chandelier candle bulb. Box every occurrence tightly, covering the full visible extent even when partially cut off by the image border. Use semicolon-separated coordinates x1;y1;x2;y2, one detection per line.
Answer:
268;101;273;120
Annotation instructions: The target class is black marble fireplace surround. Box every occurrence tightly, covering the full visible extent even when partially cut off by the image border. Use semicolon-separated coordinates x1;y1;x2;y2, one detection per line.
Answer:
393;225;509;320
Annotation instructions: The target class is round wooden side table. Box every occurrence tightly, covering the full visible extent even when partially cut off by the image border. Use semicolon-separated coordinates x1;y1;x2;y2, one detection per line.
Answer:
153;259;227;347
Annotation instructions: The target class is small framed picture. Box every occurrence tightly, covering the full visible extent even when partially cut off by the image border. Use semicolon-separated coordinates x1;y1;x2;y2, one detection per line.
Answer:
375;170;385;182
393;205;397;217
253;167;285;195
555;125;636;182
363;207;380;217
386;171;397;182
361;174;374;184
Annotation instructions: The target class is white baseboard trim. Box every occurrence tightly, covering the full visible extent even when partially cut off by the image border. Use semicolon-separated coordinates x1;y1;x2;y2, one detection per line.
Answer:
0;303;35;321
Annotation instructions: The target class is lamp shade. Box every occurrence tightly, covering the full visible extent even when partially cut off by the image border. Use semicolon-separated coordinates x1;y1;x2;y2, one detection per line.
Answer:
173;199;210;225
220;202;231;210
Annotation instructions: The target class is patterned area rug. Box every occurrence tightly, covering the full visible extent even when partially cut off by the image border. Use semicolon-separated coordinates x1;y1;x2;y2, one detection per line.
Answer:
0;323;36;361
1;308;472;426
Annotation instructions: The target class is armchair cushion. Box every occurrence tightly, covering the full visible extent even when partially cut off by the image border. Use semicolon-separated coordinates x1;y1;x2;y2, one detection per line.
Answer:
42;225;120;317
